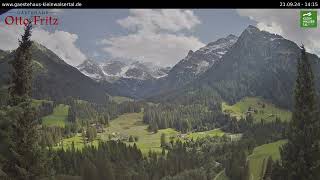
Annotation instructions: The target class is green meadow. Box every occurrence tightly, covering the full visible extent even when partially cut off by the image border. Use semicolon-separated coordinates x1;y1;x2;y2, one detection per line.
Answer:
54;133;99;150
110;96;133;103
42;104;69;128
222;97;291;122
100;112;178;153
247;140;287;180
187;129;225;140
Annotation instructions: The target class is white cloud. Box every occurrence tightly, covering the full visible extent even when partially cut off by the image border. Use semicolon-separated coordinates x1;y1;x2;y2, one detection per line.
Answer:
0;24;24;50
0;24;86;66
102;32;204;66
237;9;320;56
101;9;204;66
117;9;201;33
32;29;86;66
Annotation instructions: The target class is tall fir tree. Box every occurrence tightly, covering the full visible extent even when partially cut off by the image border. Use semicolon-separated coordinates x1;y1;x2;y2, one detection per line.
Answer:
9;23;33;105
280;46;320;180
2;23;47;180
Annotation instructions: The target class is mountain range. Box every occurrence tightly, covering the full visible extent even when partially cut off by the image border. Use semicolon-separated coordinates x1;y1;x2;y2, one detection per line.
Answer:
154;25;320;109
77;59;170;82
77;34;238;98
0;25;319;108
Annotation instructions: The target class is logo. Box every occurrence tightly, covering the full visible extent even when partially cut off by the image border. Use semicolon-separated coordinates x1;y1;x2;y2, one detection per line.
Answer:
1;10;59;26
300;10;317;28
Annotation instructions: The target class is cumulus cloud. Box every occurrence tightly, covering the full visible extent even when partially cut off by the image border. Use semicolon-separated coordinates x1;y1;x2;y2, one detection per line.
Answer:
237;9;320;56
117;9;201;33
0;24;86;66
32;29;86;66
101;9;204;66
0;24;24;50
102;32;204;66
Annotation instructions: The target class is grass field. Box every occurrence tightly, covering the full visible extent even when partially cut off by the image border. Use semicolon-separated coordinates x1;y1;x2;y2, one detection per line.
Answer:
42;104;69;128
111;96;133;103
222;97;291;122
100;112;178;153
56;112;227;153
31;99;51;108
54;133;99;150
100;112;226;153
247;140;287;180
187;129;225;140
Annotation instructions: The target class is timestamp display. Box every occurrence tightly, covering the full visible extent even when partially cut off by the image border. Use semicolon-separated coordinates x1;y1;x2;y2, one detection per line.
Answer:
280;1;319;7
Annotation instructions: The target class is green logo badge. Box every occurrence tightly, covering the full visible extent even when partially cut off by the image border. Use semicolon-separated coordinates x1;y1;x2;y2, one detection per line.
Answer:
300;10;317;28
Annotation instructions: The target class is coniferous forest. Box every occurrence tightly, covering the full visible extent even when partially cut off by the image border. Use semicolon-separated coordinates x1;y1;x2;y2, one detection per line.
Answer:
0;10;320;180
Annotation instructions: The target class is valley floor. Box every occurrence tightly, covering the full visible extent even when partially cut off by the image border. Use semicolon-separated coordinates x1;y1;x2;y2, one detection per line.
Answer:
56;112;227;154
44;97;289;180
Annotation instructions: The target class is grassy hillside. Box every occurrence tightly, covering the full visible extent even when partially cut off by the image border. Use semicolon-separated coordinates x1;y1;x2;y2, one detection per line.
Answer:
247;140;287;180
187;129;224;140
100;112;178;153
42;104;69;128
31;99;51;107
55;112;227;153
222;97;291;122
111;96;133;103
100;112;226;153
54;133;99;150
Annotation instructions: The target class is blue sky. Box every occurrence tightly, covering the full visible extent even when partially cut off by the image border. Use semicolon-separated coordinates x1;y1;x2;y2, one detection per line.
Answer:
0;9;319;67
57;9;254;62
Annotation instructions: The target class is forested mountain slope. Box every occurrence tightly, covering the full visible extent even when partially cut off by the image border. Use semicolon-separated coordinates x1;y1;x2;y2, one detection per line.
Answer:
0;42;111;104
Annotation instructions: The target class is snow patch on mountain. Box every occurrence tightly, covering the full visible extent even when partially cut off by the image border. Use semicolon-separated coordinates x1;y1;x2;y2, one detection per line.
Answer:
77;59;170;82
170;34;238;77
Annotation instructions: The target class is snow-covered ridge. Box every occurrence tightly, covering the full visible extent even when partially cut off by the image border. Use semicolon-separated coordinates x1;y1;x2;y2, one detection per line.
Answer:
77;59;170;82
173;34;238;76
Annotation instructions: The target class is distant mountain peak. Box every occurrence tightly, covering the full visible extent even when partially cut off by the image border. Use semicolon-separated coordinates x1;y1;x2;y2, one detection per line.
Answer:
226;34;238;39
78;59;170;82
77;59;105;80
238;25;285;46
245;25;260;32
167;34;238;85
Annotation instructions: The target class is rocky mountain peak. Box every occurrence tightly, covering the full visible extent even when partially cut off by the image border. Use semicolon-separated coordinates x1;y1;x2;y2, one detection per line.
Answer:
187;50;194;56
77;59;170;82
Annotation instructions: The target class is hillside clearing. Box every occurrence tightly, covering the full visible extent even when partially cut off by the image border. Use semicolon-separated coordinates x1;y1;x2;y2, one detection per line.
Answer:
55;112;228;153
42;104;69;128
247;140;287;180
54;133;99;150
187;129;225;140
222;97;291;122
100;112;178;153
31;99;52;108
111;96;133;103
101;112;226;153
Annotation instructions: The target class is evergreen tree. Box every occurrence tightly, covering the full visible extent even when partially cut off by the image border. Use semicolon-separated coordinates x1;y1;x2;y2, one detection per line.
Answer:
2;23;47;179
280;46;320;180
9;23;33;104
